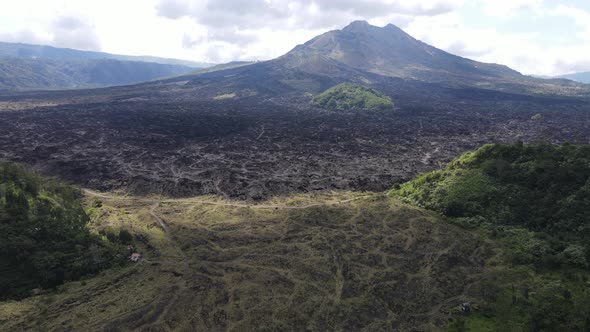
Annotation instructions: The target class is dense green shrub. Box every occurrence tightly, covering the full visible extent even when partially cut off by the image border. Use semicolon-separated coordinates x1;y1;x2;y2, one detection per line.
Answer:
398;144;590;331
393;143;590;268
118;229;133;244
0;162;120;299
312;83;394;111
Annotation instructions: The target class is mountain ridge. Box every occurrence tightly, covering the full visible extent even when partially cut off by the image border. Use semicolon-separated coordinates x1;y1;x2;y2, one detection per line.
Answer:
0;41;212;68
0;40;222;90
557;71;590;84
0;56;195;90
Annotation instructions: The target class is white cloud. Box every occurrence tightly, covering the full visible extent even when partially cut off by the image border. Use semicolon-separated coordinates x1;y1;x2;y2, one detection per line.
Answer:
0;29;51;46
0;14;100;51
550;4;590;37
478;0;544;18
51;15;101;51
403;2;590;75
155;0;463;29
154;0;465;61
407;13;547;73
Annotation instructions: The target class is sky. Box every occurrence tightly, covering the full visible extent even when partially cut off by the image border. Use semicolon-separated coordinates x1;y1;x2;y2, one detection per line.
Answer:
0;0;589;75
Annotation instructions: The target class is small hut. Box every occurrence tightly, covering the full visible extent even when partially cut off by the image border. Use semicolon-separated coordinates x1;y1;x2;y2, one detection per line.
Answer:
130;253;142;262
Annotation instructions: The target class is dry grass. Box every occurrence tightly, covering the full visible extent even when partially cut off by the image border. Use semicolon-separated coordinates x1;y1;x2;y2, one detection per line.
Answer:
0;191;492;331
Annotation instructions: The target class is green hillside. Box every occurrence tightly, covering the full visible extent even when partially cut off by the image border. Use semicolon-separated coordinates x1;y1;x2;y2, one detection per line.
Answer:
392;143;590;264
392;143;590;330
0;162;121;299
313;83;394;111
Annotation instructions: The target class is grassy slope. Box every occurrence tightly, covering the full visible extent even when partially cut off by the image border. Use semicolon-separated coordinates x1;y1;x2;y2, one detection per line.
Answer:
0;191;493;331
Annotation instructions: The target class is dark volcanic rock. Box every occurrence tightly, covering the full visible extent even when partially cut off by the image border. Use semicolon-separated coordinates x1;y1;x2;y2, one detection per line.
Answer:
0;21;589;198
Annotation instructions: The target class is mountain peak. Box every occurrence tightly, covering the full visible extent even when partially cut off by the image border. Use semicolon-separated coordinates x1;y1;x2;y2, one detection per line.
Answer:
342;21;406;35
343;20;371;29
282;19;521;82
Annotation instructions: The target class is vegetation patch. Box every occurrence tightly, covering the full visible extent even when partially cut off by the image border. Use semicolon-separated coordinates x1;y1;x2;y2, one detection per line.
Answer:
392;143;590;330
0;162;124;300
392;143;590;267
312;83;394;111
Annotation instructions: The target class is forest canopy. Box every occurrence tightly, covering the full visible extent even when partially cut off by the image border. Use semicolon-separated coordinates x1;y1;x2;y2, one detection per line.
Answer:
392;143;590;268
0;162;119;299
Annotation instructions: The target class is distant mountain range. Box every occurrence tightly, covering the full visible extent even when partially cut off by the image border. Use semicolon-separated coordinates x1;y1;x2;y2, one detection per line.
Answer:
556;71;590;84
0;57;198;90
532;72;590;84
0;42;211;68
0;42;214;90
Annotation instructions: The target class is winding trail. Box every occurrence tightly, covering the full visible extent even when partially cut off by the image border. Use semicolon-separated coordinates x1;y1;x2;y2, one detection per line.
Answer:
148;203;190;276
256;124;266;140
214;179;231;204
99;203;192;331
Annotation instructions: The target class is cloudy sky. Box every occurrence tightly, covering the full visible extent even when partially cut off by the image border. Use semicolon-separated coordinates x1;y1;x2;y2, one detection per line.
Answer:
0;0;589;75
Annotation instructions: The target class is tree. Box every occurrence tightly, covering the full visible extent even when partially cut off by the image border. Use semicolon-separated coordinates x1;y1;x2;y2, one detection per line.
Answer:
118;229;133;244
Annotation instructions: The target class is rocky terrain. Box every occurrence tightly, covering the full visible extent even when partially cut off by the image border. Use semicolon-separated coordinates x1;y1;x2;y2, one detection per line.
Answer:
0;92;587;199
0;21;588;200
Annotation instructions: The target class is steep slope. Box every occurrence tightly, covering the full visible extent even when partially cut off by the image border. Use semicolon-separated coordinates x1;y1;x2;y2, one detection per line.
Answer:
0;57;194;90
281;20;520;82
